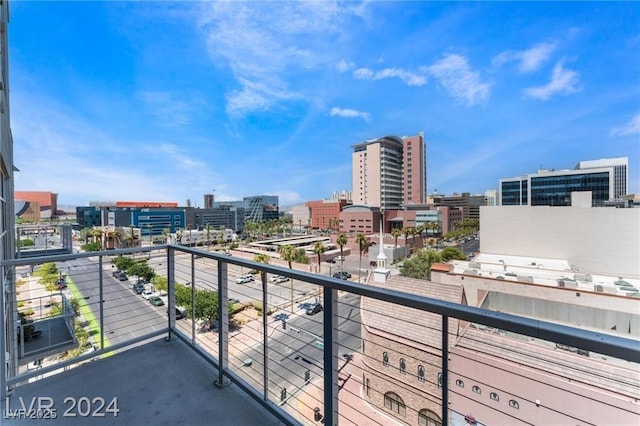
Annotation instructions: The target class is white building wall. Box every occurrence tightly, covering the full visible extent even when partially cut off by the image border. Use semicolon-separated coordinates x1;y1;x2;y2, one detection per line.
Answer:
480;206;640;278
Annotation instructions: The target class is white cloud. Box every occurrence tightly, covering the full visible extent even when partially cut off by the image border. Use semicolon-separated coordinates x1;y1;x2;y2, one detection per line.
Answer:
330;107;370;122
425;54;490;105
610;113;640;136
267;190;303;206
524;61;581;100
353;67;427;87
493;42;556;73
136;91;197;127
336;59;355;73
198;2;367;117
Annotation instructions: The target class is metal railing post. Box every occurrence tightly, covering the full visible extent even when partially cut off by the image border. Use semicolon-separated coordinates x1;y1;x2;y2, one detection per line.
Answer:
262;272;269;400
191;254;196;345
323;287;339;426
0;266;7;399
215;260;229;388
442;315;449;426
166;247;175;341
99;256;104;349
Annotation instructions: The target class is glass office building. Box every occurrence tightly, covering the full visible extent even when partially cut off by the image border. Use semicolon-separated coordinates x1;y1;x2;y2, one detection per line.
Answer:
499;157;627;207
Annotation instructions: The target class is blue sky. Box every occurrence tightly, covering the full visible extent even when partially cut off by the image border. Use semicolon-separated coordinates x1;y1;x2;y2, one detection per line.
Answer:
9;1;639;207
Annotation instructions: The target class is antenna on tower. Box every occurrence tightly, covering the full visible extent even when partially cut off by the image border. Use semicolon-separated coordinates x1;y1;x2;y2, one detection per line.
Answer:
212;188;215;203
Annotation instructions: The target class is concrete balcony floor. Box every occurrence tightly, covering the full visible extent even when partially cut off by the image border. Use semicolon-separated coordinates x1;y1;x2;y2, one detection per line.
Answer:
2;337;285;425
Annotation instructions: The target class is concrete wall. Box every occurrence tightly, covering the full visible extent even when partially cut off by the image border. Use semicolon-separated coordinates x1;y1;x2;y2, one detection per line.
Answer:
480;206;640;278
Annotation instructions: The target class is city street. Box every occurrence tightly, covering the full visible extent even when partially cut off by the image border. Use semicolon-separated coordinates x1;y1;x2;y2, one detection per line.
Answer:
233;292;362;404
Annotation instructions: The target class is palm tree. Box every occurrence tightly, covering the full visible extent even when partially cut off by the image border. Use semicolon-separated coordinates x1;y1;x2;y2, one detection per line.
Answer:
355;233;367;283
147;224;153;245
162;227;171;244
253;253;270;283
313;241;325;275
402;227;410;246
112;229;121;249
279;244;297;313
205;224;212;251
92;228;104;250
391;228;401;248
336;232;348;273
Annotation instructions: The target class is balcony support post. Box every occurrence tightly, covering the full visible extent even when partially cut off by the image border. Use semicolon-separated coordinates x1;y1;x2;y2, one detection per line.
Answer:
99;256;104;349
261;271;269;400
215;260;230;388
166;247;175;341
442;315;449;426
323;287;339;426
190;254;196;345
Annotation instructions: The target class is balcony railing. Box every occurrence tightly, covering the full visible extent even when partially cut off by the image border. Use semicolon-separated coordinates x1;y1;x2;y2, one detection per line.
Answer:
1;245;638;425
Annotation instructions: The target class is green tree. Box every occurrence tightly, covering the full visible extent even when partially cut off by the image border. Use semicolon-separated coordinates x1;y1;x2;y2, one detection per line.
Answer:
194;288;218;323
440;246;467;262
127;261;155;281
355;233;368;283
279;245;297;313
401;248;442;280
312;241;325;275
336;232;348;273
81;241;101;252
112;255;135;272
294;248;309;264
19;239;35;248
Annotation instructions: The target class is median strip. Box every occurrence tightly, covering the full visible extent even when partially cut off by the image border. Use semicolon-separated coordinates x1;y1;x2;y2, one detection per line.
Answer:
67;278;113;357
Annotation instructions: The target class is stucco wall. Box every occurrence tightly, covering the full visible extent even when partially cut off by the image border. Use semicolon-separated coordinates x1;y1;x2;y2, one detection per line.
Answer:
480;206;640;278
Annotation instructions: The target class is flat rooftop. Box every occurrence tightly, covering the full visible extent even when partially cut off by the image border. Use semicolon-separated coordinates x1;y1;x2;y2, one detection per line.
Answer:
450;253;640;296
2;337;284;425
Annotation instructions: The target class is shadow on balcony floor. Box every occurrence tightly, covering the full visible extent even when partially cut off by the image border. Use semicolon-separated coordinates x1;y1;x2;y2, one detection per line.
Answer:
3;337;285;425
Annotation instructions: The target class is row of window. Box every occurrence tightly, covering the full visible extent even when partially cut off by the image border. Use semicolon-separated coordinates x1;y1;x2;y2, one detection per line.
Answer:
455;379;519;409
382;352;432;383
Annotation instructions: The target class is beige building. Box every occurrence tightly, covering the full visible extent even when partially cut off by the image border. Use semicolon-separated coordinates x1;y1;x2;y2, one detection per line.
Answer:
480;204;640;278
361;271;639;426
352;133;426;210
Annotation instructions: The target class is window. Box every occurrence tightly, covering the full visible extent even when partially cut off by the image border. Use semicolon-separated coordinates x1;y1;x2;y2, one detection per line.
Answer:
490;392;499;401
399;358;406;374
382;352;389;367
383;392;406;416
472;385;481;394
437;372;442;389
418;409;442;426
456;379;464;388
417;365;425;382
509;400;519;409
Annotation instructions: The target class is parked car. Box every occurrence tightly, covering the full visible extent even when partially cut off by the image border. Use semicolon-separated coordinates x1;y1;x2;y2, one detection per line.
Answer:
117;273;129;281
275;276;289;283
332;271;351;280
132;283;145;294
168;306;187;319
334;256;346;261
149;296;164;307
142;289;154;300
306;303;323;315
325;258;336;264
112;270;124;278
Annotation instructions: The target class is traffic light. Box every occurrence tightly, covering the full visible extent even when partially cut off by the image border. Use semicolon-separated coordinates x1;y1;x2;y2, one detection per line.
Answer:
304;370;310;382
282;319;287;330
280;387;287;402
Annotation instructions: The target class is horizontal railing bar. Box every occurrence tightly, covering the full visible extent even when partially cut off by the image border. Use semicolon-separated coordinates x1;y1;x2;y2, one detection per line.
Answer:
7;247;640;365
8;329;168;386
